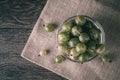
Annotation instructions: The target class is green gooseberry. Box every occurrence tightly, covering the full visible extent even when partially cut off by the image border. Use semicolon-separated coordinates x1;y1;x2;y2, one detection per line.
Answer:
71;26;82;36
96;44;105;54
85;20;94;29
59;45;70;54
55;55;65;63
75;16;86;26
58;31;69;42
69;38;80;47
44;23;56;32
62;19;74;32
89;28;100;40
78;54;86;62
101;55;111;62
70;48;80;57
79;33;90;43
76;43;86;54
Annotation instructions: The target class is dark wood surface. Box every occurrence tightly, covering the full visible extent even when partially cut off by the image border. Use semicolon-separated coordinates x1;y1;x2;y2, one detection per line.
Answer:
0;0;65;80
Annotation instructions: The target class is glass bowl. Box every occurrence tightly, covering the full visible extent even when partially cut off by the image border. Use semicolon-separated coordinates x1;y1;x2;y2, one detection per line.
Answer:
58;15;105;63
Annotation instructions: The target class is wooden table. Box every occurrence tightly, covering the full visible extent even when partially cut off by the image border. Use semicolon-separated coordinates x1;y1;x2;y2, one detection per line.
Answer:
0;0;65;80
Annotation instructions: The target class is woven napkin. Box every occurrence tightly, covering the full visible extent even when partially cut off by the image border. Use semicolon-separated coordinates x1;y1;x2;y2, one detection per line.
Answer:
21;0;120;80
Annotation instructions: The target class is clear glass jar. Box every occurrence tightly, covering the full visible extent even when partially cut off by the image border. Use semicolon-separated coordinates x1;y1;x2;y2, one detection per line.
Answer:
58;15;105;63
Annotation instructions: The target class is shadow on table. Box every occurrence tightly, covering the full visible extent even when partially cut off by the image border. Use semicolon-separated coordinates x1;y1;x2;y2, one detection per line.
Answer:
96;0;120;12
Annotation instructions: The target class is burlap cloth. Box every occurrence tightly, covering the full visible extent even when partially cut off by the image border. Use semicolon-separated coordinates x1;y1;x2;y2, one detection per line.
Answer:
21;0;120;80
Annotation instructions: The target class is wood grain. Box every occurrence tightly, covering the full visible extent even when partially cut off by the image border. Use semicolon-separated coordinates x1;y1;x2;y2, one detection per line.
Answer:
0;0;65;80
